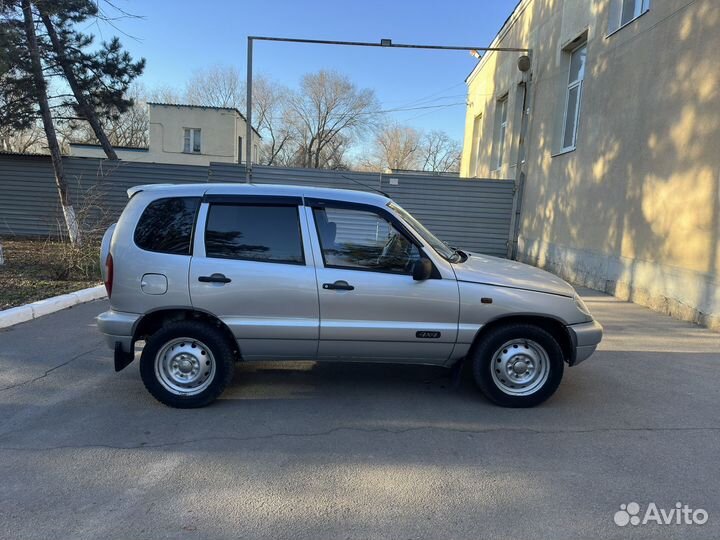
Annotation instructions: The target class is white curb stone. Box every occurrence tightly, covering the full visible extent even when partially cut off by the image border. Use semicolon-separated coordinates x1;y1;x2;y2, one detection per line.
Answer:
0;285;107;329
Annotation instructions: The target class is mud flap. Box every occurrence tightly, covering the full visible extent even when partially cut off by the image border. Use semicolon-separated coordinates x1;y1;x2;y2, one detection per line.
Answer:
114;342;135;372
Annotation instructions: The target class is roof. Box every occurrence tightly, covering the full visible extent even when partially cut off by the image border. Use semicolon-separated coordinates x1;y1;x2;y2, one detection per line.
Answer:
0;150;50;157
68;143;149;151
147;102;262;138
127;182;391;206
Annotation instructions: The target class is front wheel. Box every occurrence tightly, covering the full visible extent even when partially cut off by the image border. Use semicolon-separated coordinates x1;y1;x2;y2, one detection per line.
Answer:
140;321;235;408
471;324;564;407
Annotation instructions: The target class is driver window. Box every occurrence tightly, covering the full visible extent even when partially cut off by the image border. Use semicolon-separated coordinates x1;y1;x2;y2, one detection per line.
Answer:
312;206;419;274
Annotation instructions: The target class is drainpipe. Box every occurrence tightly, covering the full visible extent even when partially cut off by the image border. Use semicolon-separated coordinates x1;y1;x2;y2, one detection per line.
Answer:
507;54;532;259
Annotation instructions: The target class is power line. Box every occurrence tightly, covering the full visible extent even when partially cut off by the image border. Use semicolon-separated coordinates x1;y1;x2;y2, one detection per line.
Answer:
383;81;467;110
362;102;466;116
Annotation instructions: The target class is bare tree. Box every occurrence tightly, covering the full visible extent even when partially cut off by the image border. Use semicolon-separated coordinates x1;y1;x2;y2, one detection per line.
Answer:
185;64;244;109
0;122;44;153
253;76;293;166
419;130;462;173
105;82;149;148
147;84;183;104
287;70;378;169
64;82;148;148
364;124;421;171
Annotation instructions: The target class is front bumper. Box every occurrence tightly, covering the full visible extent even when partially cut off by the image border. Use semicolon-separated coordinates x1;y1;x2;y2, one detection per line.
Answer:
96;310;141;353
567;319;603;366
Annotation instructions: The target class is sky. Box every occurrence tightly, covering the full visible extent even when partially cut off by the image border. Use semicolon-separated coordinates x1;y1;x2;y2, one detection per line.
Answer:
91;0;519;146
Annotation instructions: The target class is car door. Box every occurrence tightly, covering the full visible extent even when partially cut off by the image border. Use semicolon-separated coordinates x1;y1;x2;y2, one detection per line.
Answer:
189;195;319;360
304;199;460;364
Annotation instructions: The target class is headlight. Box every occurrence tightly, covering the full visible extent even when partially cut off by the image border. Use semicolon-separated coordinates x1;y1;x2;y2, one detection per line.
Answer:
574;293;593;321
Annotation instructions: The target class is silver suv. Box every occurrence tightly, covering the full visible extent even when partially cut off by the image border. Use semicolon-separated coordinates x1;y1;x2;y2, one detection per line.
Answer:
97;183;602;408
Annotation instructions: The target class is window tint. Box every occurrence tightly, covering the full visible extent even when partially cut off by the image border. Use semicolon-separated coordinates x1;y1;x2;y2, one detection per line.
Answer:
134;197;199;255
205;204;304;264
313;207;419;274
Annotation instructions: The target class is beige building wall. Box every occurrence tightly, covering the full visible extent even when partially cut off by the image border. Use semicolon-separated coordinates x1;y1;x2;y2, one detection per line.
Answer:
461;0;720;330
70;104;259;166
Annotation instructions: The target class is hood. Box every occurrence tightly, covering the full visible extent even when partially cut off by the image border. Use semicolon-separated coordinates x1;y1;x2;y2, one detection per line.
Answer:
451;253;575;297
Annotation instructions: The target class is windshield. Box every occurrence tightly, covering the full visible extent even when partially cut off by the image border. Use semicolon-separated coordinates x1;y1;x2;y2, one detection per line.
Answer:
388;202;461;262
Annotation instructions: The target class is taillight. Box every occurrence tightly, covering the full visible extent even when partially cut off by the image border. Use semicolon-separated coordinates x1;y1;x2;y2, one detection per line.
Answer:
104;253;114;298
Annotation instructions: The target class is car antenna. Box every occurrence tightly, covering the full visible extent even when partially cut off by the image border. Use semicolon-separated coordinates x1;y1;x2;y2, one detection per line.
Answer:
340;173;391;198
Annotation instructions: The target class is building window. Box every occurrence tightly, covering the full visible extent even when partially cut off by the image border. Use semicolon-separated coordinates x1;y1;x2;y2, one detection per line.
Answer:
183;128;201;154
561;43;587;151
494;96;508;170
470;113;482;177
237;136;243;163
608;0;650;33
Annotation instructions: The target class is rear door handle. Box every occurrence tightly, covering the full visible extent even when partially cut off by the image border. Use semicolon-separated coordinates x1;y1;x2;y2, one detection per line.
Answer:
323;280;354;291
198;273;232;284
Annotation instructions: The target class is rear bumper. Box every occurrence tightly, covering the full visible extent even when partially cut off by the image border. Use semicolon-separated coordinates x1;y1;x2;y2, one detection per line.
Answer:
96;310;140;354
567;319;603;366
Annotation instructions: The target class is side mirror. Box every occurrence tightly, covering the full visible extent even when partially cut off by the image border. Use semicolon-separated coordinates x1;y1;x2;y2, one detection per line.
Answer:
412;258;433;281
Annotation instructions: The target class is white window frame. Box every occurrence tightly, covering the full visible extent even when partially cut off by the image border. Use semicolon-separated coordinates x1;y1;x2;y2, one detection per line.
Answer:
560;43;586;153
494;96;508;171
608;0;650;36
183;128;201;154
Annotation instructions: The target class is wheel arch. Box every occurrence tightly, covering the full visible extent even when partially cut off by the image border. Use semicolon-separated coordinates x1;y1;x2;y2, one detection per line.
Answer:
132;308;240;361
468;315;574;364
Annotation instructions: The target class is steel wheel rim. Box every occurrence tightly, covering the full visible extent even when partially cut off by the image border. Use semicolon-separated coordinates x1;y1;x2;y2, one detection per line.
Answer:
154;337;216;396
490;338;550;396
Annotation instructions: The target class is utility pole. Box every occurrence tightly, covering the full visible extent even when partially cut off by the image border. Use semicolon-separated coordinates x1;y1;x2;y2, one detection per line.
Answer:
244;36;530;183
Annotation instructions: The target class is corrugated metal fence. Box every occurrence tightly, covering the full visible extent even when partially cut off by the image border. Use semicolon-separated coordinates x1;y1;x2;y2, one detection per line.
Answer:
0;154;516;257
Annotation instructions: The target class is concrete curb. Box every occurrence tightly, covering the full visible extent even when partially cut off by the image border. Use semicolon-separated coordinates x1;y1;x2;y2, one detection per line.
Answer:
0;285;107;329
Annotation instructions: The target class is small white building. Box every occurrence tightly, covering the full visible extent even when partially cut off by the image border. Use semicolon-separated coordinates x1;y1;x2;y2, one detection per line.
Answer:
70;103;261;166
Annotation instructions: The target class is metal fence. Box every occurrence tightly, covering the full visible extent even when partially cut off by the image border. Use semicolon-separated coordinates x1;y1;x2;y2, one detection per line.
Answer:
0;154;516;257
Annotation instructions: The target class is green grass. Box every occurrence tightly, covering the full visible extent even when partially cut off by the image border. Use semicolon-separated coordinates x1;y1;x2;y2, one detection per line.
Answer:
0;239;101;310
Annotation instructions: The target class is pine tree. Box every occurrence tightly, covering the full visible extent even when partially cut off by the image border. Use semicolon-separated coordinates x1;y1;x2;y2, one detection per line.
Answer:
0;0;145;244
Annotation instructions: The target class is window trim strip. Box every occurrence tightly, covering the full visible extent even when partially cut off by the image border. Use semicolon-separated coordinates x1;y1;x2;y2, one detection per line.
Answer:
202;195;303;206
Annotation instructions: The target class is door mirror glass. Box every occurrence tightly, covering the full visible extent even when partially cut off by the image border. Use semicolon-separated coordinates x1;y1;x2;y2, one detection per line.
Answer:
412;258;433;281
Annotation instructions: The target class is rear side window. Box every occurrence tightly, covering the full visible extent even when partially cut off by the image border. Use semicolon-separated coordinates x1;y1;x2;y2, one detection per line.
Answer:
205;204;304;264
134;197;200;255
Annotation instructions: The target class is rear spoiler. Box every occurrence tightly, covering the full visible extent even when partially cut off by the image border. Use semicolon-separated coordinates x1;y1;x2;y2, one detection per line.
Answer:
126;184;210;198
126;184;176;198
126;185;145;198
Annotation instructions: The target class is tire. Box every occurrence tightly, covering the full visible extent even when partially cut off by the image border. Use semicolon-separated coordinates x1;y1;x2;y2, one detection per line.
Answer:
471;324;564;407
140;320;235;408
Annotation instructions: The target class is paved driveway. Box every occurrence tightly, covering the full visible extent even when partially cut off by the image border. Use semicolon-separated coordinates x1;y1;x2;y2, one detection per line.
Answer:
0;288;718;539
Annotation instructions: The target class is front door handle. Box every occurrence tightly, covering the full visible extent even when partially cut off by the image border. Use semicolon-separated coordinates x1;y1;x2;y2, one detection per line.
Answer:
198;273;232;284
323;280;354;291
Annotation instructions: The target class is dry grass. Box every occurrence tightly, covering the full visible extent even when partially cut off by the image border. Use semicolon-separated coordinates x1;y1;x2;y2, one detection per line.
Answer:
0;238;101;310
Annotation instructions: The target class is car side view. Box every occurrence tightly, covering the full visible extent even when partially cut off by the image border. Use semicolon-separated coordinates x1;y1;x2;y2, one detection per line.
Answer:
97;183;602;408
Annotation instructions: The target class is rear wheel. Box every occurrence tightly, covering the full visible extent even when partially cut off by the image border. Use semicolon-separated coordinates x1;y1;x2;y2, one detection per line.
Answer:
471;324;564;407
140;321;235;408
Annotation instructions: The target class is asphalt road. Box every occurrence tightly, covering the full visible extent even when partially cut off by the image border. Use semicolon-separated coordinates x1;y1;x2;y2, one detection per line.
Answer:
0;288;718;539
